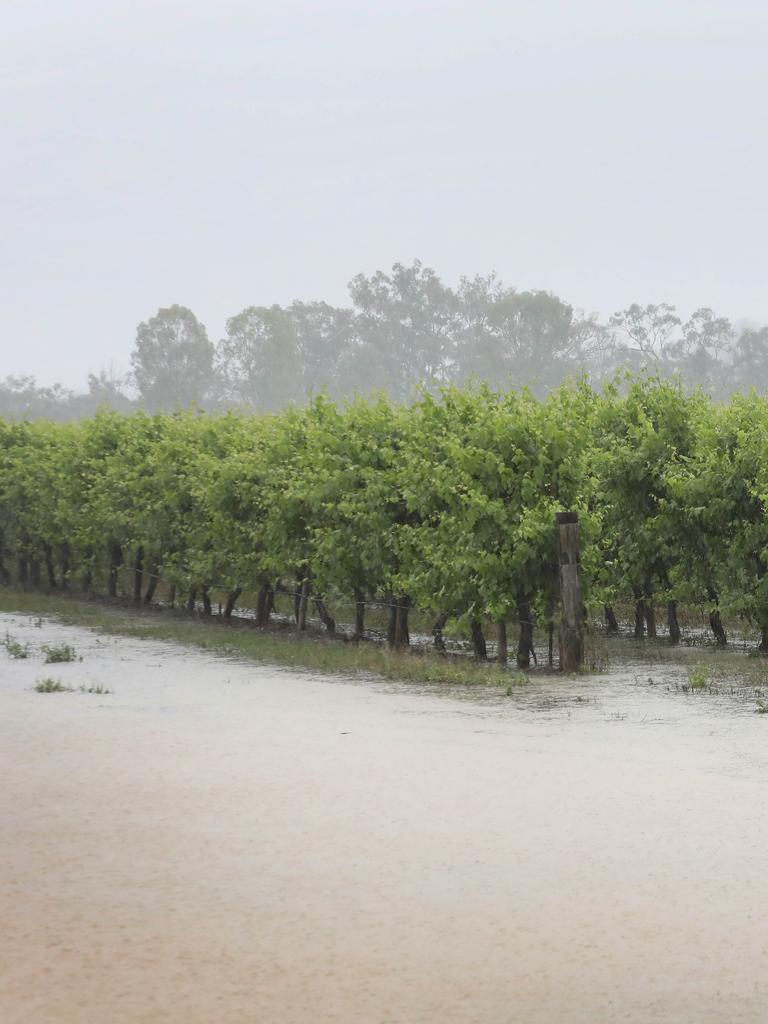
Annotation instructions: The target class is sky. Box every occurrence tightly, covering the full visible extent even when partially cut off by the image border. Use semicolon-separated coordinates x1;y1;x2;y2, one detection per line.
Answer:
2;0;768;387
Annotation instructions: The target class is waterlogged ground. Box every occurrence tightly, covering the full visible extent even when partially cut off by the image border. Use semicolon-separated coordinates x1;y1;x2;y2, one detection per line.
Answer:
2;613;768;1023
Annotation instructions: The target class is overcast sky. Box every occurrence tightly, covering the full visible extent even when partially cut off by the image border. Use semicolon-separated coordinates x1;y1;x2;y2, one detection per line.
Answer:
2;0;767;387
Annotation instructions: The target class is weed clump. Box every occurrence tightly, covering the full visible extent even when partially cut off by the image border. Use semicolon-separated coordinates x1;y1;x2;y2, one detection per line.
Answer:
42;643;79;664
688;665;709;690
35;677;73;693
78;684;111;694
4;633;29;659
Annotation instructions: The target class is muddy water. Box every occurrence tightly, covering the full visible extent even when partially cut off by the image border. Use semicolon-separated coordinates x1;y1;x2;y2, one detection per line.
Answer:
2;613;768;1024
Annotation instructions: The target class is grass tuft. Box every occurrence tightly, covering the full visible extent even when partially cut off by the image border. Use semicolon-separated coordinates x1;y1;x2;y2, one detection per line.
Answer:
4;633;29;659
42;643;79;664
687;665;709;690
35;677;73;693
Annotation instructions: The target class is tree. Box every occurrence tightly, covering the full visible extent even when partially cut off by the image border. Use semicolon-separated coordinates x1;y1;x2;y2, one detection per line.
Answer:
666;308;734;396
454;276;583;393
85;371;130;406
287;300;355;400
346;260;460;400
733;327;768;394
676;308;733;363
131;305;214;411
0;376;76;421
609;303;681;369
217;305;300;411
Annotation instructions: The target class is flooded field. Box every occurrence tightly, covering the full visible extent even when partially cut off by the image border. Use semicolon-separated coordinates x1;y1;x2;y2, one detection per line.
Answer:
2;611;768;1023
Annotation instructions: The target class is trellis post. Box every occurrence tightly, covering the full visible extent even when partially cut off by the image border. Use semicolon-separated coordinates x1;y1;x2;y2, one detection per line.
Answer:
556;511;584;671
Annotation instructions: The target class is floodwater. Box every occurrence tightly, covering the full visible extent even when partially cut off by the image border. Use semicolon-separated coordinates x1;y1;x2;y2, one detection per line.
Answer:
2;614;768;1024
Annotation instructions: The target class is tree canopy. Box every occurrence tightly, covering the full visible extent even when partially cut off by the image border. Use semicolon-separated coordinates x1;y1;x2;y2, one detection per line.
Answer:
5;261;764;421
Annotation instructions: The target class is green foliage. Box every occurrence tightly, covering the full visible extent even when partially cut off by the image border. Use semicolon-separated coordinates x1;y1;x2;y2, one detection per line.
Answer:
4;376;768;657
131;305;214;411
687;665;709;690
4;633;29;658
35;678;73;692
42;643;78;664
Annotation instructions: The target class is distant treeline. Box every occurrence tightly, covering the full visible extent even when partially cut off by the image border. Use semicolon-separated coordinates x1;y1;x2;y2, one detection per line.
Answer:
3;377;768;663
3;260;767;420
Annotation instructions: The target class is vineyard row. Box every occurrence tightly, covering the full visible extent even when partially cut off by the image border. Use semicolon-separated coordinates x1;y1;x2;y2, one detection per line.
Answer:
2;377;767;665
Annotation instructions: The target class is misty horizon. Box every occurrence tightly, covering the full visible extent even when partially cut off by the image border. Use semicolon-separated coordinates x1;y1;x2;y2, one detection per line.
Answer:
5;264;763;392
3;1;768;387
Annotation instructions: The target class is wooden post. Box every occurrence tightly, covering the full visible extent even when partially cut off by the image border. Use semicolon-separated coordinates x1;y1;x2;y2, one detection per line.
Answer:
496;619;508;665
297;577;310;631
353;588;366;641
557;511;583;671
108;542;122;598
393;598;410;647
132;546;144;604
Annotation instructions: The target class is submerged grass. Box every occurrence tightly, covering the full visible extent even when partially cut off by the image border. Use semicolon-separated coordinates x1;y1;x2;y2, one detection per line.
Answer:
4;633;29;659
42;642;79;664
35;677;73;693
687;664;710;690
0;588;526;689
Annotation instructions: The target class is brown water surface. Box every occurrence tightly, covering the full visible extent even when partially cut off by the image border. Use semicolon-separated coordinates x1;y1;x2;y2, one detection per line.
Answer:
2;612;767;1023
